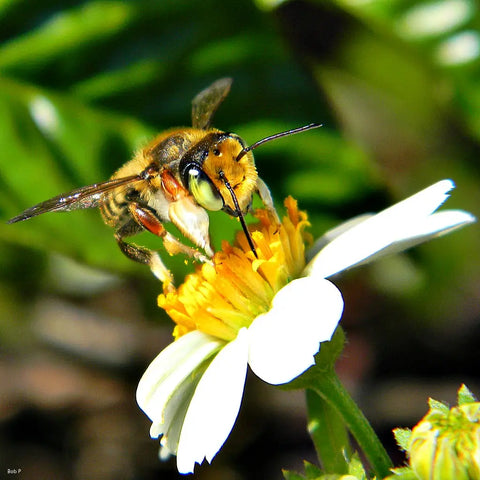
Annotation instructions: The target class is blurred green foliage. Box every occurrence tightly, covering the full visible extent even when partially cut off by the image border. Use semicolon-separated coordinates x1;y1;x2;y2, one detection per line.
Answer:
0;1;479;479
0;0;478;323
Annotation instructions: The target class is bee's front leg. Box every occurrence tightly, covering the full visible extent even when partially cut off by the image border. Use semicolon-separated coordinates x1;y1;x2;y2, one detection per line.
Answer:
167;197;215;260
128;202;212;266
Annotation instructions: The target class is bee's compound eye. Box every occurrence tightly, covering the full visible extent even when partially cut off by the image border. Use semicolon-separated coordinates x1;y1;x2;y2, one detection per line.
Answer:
188;167;223;211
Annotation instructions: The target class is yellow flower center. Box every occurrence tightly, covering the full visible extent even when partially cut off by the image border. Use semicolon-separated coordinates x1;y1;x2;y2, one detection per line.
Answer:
158;197;311;341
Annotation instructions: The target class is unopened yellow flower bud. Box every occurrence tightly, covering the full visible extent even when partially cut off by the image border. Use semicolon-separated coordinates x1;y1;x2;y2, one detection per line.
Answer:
457;403;480;478
408;398;480;480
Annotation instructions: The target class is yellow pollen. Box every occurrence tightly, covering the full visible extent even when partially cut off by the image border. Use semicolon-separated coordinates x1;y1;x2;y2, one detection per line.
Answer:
158;197;311;342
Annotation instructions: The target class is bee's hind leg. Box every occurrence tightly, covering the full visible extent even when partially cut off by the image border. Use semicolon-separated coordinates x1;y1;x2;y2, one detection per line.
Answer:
114;219;174;291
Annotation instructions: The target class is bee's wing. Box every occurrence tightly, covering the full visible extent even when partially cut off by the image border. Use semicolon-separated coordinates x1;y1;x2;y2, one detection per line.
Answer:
7;174;142;223
191;77;232;130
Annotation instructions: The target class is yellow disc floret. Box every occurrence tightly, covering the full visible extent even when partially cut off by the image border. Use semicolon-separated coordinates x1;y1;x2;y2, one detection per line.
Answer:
158;197;311;341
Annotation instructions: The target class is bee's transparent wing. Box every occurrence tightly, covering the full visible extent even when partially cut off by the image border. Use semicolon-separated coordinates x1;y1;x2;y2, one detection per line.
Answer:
191;77;232;130
7;174;142;223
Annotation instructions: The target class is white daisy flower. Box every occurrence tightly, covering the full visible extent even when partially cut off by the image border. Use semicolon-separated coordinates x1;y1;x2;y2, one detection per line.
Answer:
137;179;474;474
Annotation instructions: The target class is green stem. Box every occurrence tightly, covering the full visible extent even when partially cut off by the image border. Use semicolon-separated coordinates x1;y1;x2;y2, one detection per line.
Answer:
306;388;351;474
308;371;393;478
285;329;392;477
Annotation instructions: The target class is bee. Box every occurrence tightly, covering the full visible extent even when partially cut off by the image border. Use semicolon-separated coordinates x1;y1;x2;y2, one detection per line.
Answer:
8;78;320;290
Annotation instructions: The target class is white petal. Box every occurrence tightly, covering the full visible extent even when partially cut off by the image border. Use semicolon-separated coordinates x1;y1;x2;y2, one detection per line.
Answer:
156;364;205;455
306;180;474;278
390;209;475;241
361;209;476;263
247;277;344;385
176;329;249;474
136;331;224;429
306;214;374;263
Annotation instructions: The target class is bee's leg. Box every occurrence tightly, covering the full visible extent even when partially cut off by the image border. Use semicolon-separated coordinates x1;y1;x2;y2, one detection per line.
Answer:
128;202;212;265
256;177;280;223
114;219;174;290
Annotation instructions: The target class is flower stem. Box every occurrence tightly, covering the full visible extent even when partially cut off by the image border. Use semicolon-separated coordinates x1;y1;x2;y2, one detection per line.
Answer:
308;371;393;478
306;388;350;474
285;329;392;477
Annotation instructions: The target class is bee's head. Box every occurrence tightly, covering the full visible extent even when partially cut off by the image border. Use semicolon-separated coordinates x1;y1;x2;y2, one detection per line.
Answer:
179;131;257;216
179;123;322;257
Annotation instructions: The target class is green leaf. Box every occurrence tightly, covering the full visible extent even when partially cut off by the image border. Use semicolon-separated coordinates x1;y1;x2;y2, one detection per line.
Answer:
428;397;450;414
457;384;477;405
385;466;418;480
0;1;137;74
347;453;368;479
304;461;324;478
283;469;307;480
393;428;412;452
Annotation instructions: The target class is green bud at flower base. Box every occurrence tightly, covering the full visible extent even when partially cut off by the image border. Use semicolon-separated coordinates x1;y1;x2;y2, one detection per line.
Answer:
408;400;480;480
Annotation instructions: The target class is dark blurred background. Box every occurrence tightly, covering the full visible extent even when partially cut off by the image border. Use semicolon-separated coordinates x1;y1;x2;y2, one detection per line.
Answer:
0;0;479;479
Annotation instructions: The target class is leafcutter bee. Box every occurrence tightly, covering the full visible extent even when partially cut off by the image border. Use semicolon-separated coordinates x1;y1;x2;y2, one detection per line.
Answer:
8;78;320;289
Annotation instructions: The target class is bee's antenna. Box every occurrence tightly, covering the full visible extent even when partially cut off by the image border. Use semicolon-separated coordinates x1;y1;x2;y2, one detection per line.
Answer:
236;122;322;162
219;171;258;258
